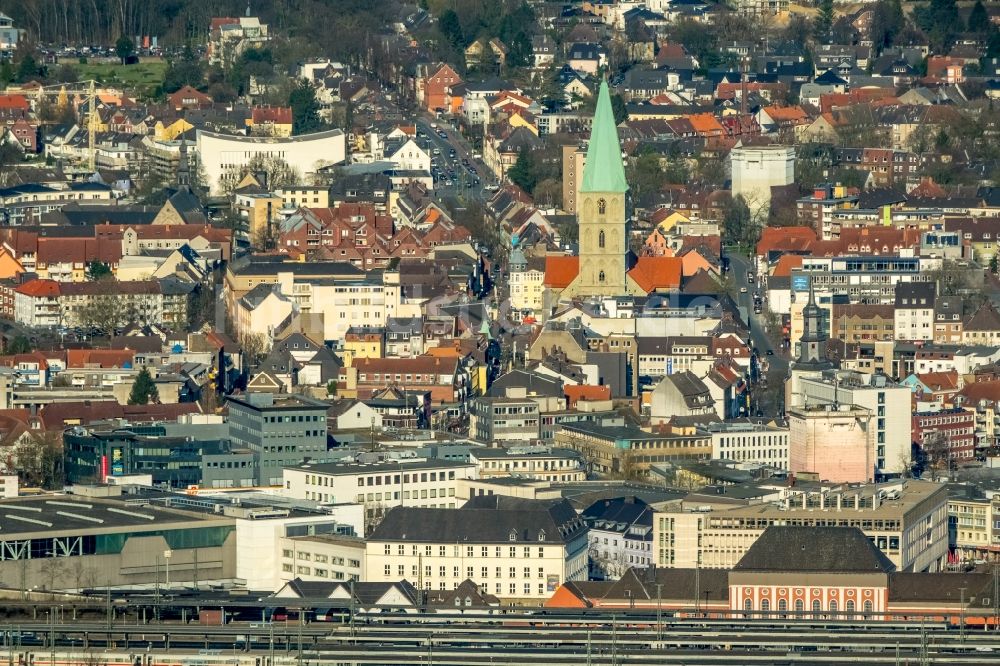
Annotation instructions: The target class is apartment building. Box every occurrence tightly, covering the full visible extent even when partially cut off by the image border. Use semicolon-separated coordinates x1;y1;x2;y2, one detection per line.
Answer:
947;490;991;563
584;497;654;580
278;533;366;584
702;421;790;470
469;446;586;482
469;395;540;443
912;407;977;462
791;256;932;312
653;480;948;572
226;393;330;485
365;496;589;604
283;459;477;509
894;282;935;342
796;183;858;240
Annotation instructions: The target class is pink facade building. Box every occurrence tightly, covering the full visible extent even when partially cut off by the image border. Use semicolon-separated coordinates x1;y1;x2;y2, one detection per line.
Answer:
788;405;872;483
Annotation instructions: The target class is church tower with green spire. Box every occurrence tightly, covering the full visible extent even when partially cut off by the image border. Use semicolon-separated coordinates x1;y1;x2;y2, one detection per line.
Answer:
562;79;629;298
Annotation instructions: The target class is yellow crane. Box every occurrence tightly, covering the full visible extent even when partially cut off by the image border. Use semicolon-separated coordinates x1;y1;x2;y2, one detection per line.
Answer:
36;79;100;172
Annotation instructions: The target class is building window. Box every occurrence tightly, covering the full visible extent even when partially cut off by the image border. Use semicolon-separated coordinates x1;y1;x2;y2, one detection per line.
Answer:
598;230;605;249
794;599;804;612
598;271;605;283
760;599;770;613
598;198;606;215
811;599;821;614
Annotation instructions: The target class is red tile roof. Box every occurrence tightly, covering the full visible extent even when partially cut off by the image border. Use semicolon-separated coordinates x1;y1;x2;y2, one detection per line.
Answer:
251;106;293;124
39;401;200;430
564;384;611;407
15;279;60;297
628;256;682;293
957;380;1000;405
0;352;49;371
65;349;136;368
756;226;816;255
0;95;30;111
915;371;959;392
544;256;579;289
771;254;803;278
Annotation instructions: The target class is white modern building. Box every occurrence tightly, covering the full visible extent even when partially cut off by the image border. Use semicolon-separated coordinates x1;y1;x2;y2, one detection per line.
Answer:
469;446;586;482
196;128;346;194
283;459;478;510
233;504;363;592
702;421;790;470
729;144;795;213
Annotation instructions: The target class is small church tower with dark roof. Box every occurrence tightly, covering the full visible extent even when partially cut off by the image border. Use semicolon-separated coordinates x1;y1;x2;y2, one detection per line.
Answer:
176;137;191;190
787;281;833;408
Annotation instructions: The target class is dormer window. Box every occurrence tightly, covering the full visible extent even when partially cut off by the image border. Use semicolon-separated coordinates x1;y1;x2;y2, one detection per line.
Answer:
509;529;517;542
538;529;546;541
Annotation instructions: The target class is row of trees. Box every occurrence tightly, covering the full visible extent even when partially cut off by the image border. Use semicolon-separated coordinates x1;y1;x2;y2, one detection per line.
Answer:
433;0;536;72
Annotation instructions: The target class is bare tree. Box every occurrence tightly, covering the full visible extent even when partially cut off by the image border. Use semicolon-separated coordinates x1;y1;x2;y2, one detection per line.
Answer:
588;542;631;580
365;502;389;533
920;430;953;479
238;331;269;366
219;154;301;195
38;556;64;591
14;431;64;489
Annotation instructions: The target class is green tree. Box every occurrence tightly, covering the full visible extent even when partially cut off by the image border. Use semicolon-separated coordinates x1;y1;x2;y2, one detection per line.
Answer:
439;9;465;49
611;93;628;125
508;149;537;192
870;0;904;54
916;0;962;51
85;261;112;281
6;335;31;354
935;128;950;151
990;253;998;275
128;366;160;405
968;0;989;32
288;80;324;135
0;60;13;86
115;34;134;65
15;53;38;83
814;0;835;43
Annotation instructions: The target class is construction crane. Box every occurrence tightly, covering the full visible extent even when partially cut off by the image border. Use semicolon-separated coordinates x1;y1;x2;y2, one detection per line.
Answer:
35;79;100;172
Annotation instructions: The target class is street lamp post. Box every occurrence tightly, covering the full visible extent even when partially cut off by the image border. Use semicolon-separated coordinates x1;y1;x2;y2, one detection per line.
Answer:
164;550;172;590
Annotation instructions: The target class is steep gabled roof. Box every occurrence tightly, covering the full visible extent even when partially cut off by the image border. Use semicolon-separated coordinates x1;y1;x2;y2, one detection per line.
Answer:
965;301;1000;332
628;256;681;293
544;255;579;288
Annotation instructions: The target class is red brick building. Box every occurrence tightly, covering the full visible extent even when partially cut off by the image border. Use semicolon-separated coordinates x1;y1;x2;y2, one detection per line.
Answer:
422;64;462;113
912;407;976;464
278;203;469;268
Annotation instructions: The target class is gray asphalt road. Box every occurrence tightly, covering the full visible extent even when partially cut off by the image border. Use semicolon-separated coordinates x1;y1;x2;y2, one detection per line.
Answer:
416;118;495;204
728;251;788;416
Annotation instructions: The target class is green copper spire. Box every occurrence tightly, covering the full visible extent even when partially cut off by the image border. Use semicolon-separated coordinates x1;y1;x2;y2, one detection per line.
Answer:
580;79;628;194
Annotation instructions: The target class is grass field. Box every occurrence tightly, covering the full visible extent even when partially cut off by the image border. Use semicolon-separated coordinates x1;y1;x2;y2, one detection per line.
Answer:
63;61;168;96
